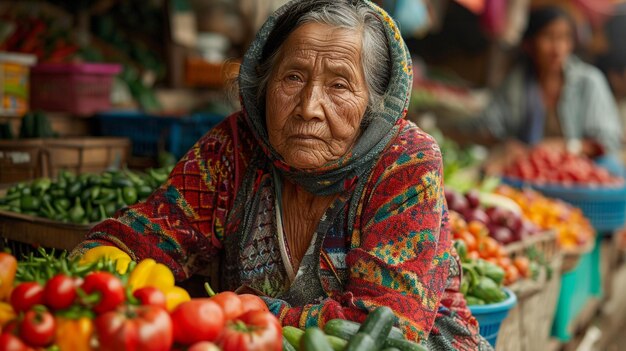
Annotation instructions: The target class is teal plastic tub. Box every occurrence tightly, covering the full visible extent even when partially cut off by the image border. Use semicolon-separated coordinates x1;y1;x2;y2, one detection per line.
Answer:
551;236;602;341
469;288;517;347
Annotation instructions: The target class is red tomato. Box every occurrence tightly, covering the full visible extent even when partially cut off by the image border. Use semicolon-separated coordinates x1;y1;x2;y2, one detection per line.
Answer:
218;310;282;351
0;333;31;351
10;283;43;313
188;341;221;351
94;305;173;351
81;272;125;314
238;294;269;314
210;292;243;320
43;274;78;310
19;309;55;347
171;299;225;345
133;287;166;309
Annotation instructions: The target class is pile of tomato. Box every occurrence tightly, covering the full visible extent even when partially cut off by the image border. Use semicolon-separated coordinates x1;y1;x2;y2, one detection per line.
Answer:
503;147;624;186
0;251;282;351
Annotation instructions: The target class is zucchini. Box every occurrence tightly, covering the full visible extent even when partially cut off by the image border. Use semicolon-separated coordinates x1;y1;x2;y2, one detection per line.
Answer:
324;319;404;341
283;326;304;350
358;306;396;349
283;336;298;351
345;332;376;351
384;338;427;351
381;348;402;351
301;327;333;351
326;335;348;351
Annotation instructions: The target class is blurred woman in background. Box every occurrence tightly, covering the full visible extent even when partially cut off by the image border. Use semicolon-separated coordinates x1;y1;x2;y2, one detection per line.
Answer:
477;6;623;175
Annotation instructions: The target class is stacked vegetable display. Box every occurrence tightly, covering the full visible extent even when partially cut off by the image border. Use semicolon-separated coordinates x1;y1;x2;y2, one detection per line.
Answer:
0;248;282;350
445;189;541;245
282;307;426;351
503;147;624;187
495;185;594;250
0;166;172;224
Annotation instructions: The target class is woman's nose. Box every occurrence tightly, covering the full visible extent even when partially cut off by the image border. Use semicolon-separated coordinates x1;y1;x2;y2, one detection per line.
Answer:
298;82;324;121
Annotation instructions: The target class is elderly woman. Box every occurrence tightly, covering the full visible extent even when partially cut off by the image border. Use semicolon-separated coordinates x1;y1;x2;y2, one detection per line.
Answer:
74;0;488;349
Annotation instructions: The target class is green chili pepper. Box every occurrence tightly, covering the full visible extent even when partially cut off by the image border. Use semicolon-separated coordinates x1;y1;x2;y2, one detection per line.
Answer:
93;189;116;205
112;177;134;188
481;259;505;285
90;186;101;201
85;200;93;221
20;195;41;212
137;185;153;199
470;277;506;304
68;197;85;223
453;240;468;263
54;198;71;211
88;174;102;186
104;202;117;217
21;187;32;196
465;296;486;306
31;178;52;195
42;198;56;217
66;182;83;199
122;187;138;205
98;204;108;221
59;170;75;183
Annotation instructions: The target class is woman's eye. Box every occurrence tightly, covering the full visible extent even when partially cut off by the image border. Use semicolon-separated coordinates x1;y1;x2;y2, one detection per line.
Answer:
287;75;301;82
332;82;347;90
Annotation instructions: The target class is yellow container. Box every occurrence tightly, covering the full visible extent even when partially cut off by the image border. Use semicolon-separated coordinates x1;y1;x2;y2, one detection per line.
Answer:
0;52;37;116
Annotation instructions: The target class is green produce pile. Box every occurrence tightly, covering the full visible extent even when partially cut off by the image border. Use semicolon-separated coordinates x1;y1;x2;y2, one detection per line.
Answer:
426;128;487;193
283;306;426;351
0;166;173;224
457;241;508;305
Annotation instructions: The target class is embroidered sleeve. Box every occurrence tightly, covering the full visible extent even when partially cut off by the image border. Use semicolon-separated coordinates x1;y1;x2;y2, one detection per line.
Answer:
71;114;245;280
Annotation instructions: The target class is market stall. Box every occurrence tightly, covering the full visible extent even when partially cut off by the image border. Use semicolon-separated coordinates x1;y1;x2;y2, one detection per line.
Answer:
2;0;626;350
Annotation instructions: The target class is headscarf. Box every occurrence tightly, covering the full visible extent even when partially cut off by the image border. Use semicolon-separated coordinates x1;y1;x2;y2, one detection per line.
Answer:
238;0;414;197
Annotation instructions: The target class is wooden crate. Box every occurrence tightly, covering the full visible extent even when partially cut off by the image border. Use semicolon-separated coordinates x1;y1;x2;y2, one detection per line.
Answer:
44;137;130;178
184;57;240;88
499;231;563;351
0;209;92;256
0;139;46;185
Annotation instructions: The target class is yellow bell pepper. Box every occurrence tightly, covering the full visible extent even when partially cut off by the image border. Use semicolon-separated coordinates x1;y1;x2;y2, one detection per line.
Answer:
128;259;190;311
80;246;132;274
0;301;15;326
128;258;175;292
163;286;191;311
55;317;94;351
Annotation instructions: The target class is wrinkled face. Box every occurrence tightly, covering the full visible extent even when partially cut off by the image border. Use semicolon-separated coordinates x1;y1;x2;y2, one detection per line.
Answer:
265;22;369;169
529;18;573;73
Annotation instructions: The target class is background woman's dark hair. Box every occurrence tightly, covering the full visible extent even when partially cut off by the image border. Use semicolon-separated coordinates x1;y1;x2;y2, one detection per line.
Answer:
523;6;575;41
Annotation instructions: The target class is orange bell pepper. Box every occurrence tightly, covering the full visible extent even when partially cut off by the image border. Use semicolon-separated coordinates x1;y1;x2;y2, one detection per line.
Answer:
0;253;17;301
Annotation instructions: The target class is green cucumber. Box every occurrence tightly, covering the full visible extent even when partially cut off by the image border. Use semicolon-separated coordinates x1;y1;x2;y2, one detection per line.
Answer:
326;335;348;351
381;348;402;351
300;327;333;351
345;332;376;351
283;336;298;351
283;326;304;349
358;306;396;349
324;319;404;341
383;338;427;351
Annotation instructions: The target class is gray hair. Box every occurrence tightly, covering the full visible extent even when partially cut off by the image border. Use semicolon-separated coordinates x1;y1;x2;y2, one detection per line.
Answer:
247;0;391;125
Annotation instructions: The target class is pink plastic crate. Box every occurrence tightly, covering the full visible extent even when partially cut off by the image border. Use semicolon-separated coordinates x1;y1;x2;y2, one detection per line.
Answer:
30;63;121;115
